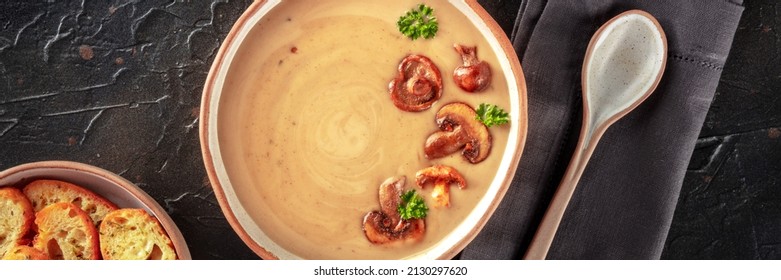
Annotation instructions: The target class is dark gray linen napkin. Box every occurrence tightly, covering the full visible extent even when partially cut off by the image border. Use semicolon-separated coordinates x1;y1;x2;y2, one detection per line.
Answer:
462;0;744;259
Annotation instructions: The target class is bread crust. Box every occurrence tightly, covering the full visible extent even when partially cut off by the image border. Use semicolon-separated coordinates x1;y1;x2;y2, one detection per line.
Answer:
23;179;119;226
0;187;35;257
32;202;101;260
2;245;49;260
99;208;177;260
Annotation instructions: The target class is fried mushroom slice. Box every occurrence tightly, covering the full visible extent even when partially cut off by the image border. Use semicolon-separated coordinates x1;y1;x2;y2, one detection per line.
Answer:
416;165;467;208
362;176;425;244
453;44;491;92
424;102;492;163
388;54;443;112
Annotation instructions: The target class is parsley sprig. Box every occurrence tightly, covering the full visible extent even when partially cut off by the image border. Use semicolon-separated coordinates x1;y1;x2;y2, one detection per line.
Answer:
397;189;428;220
397;4;438;40
476;103;510;127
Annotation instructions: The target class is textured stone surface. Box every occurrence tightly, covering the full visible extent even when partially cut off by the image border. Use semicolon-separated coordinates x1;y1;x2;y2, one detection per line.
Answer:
0;0;776;259
0;0;257;260
661;0;781;259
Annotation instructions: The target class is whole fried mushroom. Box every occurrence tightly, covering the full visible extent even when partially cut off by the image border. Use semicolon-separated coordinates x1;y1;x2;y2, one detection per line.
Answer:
453;44;491;93
416;165;466;208
424;102;492;163
388;54;443;112
362;176;425;244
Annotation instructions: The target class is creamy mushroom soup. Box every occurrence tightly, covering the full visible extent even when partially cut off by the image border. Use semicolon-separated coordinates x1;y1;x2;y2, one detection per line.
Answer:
218;0;511;259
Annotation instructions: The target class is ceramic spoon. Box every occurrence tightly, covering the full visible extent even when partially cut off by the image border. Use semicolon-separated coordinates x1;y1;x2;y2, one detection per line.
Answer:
523;10;667;260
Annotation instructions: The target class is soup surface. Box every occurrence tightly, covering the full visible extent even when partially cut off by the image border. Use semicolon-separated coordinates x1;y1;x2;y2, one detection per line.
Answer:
218;0;511;259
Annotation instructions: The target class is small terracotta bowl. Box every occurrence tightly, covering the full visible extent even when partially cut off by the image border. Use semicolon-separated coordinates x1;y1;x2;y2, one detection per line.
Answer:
0;160;191;260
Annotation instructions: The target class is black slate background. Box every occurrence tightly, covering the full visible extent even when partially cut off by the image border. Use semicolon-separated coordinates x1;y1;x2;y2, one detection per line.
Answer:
0;0;777;260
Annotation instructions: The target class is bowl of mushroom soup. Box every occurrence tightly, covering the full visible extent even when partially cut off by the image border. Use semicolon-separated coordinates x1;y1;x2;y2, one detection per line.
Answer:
199;0;527;259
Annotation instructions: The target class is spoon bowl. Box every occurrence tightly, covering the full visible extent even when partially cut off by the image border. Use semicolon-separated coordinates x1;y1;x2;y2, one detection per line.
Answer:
524;9;667;260
584;10;668;129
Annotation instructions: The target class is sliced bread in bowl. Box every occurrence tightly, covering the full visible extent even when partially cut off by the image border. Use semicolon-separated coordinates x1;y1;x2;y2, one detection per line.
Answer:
23;179;119;226
99;208;177;260
2;245;49;260
32;202;101;260
0;187;35;257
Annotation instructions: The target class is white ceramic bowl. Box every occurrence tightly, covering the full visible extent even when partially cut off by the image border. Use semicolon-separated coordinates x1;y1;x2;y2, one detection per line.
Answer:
200;0;527;259
0;161;191;260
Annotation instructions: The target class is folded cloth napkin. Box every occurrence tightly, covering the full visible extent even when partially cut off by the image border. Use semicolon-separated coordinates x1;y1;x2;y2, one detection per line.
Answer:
462;0;744;259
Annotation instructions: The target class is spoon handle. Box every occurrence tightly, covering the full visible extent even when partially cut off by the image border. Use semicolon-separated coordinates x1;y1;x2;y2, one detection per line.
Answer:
524;122;604;260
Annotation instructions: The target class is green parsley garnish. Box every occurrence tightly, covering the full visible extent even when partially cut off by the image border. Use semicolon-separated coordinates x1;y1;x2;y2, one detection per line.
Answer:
397;189;428;220
397;4;438;40
476;103;510;127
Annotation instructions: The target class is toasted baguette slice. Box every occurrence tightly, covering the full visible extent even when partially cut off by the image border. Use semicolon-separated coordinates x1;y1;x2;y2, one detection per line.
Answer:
23;179;118;226
0;187;35;257
2;245;49;260
32;202;100;260
99;209;177;260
